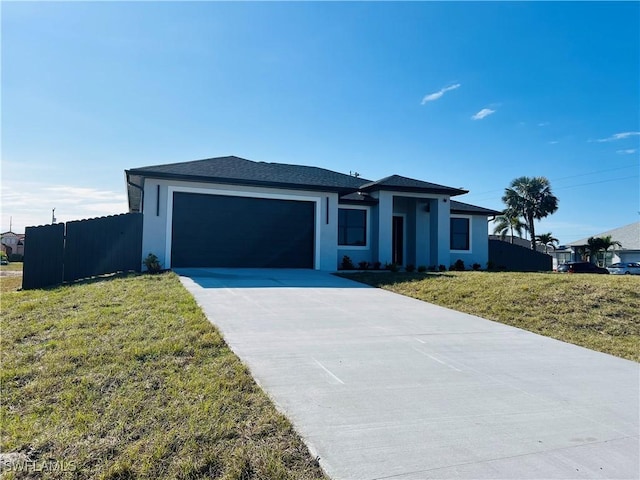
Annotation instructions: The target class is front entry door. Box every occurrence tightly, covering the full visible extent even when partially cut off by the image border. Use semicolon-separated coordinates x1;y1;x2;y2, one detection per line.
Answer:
392;216;404;265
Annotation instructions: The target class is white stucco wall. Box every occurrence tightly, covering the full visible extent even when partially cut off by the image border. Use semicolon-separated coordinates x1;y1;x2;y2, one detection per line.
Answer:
140;178;339;271
449;214;490;269
337;205;373;268
137;178;493;272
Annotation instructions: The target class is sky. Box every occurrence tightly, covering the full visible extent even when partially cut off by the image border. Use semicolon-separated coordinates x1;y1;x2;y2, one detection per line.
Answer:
2;1;639;244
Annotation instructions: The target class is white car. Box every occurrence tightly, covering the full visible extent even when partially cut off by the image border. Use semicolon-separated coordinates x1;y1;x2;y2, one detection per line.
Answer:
607;262;640;275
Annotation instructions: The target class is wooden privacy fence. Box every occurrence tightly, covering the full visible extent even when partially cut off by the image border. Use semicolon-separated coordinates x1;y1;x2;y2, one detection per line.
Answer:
23;213;143;290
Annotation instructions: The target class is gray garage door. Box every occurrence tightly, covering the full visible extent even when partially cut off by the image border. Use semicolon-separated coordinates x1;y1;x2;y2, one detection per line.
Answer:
171;192;315;268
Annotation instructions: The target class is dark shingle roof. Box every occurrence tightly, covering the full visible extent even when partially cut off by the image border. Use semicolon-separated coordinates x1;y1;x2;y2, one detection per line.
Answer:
127;156;368;192
125;156;493;214
338;192;379;205
358;175;468;196
450;200;501;216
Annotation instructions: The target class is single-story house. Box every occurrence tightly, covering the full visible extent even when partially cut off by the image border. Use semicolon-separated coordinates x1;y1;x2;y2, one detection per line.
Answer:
551;222;640;268
1;231;25;259
125;156;500;271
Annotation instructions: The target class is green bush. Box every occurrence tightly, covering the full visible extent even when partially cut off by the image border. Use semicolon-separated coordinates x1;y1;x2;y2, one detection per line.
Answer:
451;259;465;271
143;253;162;273
340;255;354;270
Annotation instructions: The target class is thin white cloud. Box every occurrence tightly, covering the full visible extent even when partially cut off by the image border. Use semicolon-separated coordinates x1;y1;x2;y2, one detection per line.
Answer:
471;108;496;120
616;149;637;155
538;122;550;127
1;181;128;233
549;140;560;145
596;131;640;142
421;83;461;104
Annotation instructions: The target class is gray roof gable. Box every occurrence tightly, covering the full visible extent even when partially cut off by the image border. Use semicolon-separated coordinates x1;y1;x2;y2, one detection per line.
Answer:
568;222;640;250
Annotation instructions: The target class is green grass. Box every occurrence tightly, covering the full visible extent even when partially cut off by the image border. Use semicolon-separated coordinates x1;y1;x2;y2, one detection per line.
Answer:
340;271;640;362
1;272;326;479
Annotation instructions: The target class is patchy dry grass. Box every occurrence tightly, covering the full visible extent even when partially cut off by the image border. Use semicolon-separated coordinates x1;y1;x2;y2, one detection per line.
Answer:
1;272;326;479
341;271;640;362
0;262;23;293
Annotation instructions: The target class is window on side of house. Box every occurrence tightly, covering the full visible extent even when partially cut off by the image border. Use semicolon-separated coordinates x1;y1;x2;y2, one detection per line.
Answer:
450;217;470;251
338;208;367;246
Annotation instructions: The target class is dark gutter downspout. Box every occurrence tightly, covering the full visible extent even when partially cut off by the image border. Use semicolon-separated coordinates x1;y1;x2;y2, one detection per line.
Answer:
125;172;145;213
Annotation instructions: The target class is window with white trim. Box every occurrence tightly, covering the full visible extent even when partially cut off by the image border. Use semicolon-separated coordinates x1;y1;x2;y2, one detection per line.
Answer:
338;208;367;246
450;217;470;251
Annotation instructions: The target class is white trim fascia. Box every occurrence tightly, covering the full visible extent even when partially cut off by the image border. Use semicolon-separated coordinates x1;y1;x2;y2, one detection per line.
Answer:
450;214;473;254
165;185;323;269
337;205;371;250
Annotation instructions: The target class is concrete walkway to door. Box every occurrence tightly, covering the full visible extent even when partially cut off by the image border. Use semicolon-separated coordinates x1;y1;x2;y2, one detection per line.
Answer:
176;268;639;480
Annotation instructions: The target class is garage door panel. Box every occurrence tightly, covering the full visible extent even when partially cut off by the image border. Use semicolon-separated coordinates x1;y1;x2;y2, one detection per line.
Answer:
171;193;315;268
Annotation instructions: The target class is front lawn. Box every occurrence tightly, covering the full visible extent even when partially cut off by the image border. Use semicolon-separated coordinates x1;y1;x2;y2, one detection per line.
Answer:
1;273;326;479
0;262;23;293
341;271;640;362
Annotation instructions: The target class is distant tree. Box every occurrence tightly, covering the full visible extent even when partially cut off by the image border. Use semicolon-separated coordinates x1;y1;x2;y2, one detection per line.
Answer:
493;209;528;244
587;235;622;267
576;246;590;262
502;176;559;250
535;233;559;254
586;237;604;264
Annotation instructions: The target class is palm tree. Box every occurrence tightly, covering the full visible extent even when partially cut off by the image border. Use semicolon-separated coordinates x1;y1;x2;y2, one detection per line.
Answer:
493;209;528;244
535;232;559;254
586;236;604;264
587;235;622;267
502;176;559;250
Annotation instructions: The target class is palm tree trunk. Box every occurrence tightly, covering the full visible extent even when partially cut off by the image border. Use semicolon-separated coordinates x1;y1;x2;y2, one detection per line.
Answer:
528;214;536;250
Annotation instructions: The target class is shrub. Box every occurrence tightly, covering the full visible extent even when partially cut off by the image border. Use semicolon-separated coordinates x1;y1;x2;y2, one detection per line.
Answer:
452;259;465;271
417;265;427;273
405;264;416;273
358;261;369;270
487;261;495;271
143;253;162;273
428;265;437;272
372;261;382;270
438;264;447;272
385;262;400;272
472;263;482;271
340;255;354;270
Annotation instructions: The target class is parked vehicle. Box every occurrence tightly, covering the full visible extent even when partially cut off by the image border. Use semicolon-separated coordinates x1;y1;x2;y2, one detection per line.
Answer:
607;262;640;275
557;262;609;274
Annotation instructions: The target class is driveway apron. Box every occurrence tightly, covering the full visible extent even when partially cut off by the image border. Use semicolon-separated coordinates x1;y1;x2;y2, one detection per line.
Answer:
177;268;639;480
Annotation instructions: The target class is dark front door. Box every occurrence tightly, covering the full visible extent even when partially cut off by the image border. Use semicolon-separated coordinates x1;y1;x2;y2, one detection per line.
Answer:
171;192;315;268
392;216;404;265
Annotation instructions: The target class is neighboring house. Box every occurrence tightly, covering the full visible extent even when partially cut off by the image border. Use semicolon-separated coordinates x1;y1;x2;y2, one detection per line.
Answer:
125;156;500;271
0;231;25;258
550;222;640;268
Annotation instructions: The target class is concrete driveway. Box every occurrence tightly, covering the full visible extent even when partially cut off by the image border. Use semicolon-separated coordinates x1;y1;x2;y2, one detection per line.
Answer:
177;268;639;480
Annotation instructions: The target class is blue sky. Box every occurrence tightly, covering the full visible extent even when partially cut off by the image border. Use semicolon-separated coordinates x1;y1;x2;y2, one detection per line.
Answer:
2;1;639;244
